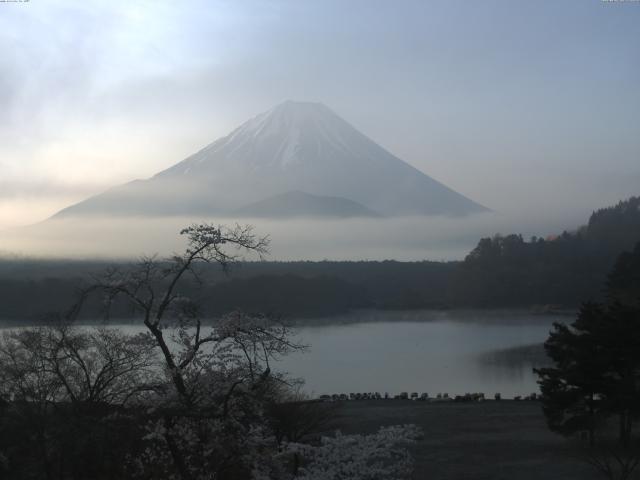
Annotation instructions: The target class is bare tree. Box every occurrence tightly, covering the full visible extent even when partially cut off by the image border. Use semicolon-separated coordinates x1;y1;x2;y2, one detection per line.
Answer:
77;223;308;479
80;224;268;397
0;324;159;479
0;325;158;406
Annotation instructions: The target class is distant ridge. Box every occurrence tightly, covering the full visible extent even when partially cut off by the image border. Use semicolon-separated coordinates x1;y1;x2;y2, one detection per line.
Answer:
53;101;489;219
235;191;381;218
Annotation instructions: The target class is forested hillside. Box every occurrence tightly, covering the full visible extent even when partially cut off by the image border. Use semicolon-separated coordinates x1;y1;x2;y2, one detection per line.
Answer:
0;197;638;322
453;197;640;307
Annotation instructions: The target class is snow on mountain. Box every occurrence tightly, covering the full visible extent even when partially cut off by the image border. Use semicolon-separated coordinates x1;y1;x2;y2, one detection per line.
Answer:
53;101;488;218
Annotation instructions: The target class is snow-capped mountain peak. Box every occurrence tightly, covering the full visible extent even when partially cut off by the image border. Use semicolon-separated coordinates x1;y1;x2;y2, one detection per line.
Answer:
54;101;489;218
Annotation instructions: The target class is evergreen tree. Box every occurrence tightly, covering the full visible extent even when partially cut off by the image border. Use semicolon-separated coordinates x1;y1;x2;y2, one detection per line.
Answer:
536;244;640;447
535;302;610;445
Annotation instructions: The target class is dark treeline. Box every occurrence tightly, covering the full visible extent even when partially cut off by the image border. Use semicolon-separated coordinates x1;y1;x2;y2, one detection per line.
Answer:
1;196;639;322
0;262;455;321
453;197;640;308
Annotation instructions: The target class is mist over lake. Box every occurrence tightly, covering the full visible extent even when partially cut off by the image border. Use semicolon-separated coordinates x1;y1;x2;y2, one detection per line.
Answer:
2;2;638;478
1;209;585;261
0;309;559;398
278;310;557;398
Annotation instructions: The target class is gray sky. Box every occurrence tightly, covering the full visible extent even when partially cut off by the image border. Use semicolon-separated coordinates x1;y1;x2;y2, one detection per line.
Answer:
1;0;639;231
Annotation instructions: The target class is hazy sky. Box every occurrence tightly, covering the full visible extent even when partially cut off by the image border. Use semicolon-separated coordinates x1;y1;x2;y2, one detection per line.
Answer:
1;0;639;230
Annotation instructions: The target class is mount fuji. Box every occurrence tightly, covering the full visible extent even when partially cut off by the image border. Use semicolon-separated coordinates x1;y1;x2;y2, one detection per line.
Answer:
53;101;488;219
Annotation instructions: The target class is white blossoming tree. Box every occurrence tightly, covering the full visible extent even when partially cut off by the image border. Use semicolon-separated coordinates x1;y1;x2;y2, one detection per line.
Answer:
259;424;422;480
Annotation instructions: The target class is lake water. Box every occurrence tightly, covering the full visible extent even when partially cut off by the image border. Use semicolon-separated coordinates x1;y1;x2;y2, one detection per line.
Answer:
0;309;569;398
276;310;564;398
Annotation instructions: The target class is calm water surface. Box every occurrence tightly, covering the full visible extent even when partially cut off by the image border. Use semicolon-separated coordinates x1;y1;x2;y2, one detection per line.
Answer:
276;310;563;397
1;309;567;398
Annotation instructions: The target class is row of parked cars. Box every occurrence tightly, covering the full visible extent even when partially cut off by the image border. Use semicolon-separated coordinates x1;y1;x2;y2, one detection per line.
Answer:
318;392;540;402
318;392;452;402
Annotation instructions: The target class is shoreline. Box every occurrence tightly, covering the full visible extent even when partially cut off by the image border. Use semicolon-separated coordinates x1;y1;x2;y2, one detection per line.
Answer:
0;306;575;328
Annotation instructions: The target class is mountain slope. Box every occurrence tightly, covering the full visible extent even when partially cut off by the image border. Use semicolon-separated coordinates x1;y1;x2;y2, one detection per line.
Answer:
235;191;381;218
53;101;489;218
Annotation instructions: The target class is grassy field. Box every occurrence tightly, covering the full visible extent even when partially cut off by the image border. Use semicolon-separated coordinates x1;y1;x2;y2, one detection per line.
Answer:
331;400;599;480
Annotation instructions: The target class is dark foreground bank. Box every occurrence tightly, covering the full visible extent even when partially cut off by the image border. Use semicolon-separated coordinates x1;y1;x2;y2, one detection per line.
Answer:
332;400;597;480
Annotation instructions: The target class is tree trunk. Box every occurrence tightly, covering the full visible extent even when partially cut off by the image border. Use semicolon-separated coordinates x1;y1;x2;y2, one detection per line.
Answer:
589;394;595;447
163;416;194;480
619;410;631;448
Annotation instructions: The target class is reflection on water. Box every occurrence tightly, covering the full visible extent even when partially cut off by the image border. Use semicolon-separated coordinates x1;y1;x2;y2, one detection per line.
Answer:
0;309;568;398
473;344;551;391
275;310;564;398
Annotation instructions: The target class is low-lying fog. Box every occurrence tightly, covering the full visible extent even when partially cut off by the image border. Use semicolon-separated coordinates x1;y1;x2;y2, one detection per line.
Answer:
0;209;585;261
